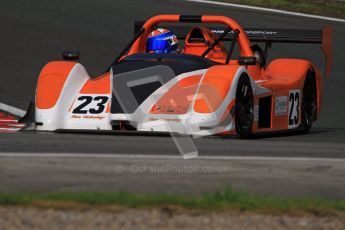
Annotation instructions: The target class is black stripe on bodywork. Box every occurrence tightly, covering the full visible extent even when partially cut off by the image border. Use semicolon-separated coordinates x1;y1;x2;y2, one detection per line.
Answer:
179;15;202;23
112;53;216;76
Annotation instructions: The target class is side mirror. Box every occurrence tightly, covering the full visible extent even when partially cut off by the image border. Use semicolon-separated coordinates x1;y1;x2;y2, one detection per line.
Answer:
238;56;257;65
62;51;80;61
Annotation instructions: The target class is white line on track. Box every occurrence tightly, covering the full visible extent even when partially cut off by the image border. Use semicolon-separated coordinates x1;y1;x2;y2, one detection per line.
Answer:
187;0;345;23
1;152;345;162
0;102;26;117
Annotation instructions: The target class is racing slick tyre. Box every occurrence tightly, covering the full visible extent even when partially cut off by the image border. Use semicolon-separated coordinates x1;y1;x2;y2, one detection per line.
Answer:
235;75;254;138
301;70;317;132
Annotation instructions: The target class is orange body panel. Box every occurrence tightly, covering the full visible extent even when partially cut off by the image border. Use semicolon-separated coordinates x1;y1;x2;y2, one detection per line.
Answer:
79;73;111;94
36;61;76;109
194;65;239;113
264;59;310;86
150;75;202;114
247;64;264;81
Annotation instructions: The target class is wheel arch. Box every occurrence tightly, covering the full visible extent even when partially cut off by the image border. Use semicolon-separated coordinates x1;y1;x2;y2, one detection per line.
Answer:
234;72;255;138
36;61;78;109
265;58;323;120
193;65;249;113
307;65;324;120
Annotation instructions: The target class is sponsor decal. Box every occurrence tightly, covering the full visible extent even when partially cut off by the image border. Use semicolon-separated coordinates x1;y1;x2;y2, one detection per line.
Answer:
148;117;181;122
211;30;279;36
244;30;278;35
70;114;105;120
211;29;227;34
275;96;288;116
152;106;189;114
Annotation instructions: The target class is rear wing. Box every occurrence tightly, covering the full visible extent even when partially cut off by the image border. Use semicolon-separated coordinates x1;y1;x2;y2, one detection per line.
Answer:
134;22;332;77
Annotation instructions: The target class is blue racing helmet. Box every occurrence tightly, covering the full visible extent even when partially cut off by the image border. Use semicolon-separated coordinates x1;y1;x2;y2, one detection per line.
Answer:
147;28;179;53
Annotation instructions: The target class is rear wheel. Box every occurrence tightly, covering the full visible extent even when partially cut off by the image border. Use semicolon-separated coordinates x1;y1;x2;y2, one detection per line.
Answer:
301;70;317;132
235;75;254;138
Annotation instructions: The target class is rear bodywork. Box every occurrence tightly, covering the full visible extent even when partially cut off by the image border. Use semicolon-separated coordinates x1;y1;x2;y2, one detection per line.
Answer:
34;15;332;137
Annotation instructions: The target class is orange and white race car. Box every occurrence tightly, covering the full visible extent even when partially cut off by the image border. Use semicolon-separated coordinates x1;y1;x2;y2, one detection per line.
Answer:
30;15;332;138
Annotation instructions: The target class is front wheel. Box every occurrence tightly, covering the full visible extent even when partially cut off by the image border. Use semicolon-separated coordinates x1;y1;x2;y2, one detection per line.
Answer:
235;75;254;138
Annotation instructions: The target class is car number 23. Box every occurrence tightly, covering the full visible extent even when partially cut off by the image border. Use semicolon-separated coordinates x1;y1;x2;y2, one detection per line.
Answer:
72;95;109;114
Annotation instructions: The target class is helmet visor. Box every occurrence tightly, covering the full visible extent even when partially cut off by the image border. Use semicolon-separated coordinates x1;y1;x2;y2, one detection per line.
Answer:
147;38;170;52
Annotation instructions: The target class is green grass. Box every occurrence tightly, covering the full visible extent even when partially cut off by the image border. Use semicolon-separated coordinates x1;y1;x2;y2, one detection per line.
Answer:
209;0;345;19
1;188;345;215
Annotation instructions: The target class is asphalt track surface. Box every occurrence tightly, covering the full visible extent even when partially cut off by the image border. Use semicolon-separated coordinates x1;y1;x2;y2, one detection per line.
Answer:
0;0;345;198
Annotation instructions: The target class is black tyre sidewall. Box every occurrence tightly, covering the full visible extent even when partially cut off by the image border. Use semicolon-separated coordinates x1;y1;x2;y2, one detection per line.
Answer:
235;75;254;138
301;71;317;132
